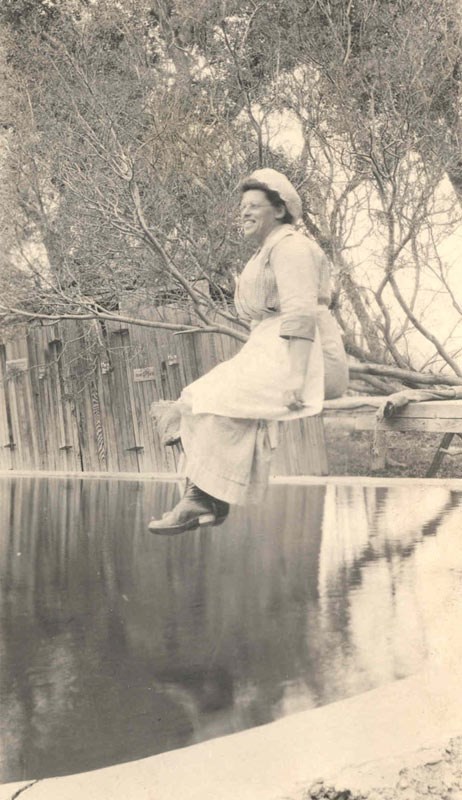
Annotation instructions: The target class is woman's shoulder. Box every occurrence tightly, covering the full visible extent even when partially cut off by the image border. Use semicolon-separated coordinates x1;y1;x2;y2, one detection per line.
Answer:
271;229;324;261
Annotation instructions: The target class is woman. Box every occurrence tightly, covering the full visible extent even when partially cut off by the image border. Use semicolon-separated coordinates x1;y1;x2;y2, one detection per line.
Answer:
148;168;348;534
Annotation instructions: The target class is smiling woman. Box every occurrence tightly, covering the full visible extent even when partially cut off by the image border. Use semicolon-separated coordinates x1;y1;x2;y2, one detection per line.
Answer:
148;169;348;535
239;187;293;243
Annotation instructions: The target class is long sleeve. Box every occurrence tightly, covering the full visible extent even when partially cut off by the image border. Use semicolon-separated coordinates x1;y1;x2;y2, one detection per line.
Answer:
270;235;322;340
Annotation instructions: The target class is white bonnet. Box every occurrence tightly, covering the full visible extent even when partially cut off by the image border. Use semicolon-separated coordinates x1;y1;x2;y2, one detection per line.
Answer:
242;168;303;222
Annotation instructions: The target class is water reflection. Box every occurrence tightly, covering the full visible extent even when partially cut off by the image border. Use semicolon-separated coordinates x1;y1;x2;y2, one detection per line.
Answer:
0;478;461;782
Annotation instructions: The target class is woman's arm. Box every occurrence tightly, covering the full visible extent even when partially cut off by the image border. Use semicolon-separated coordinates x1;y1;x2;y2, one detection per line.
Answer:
271;236;321;410
282;338;314;410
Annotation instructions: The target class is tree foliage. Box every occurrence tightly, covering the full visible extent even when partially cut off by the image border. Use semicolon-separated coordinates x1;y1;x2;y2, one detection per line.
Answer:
1;0;462;378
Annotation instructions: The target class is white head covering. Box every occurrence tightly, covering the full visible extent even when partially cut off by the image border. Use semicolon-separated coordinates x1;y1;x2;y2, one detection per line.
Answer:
242;168;303;222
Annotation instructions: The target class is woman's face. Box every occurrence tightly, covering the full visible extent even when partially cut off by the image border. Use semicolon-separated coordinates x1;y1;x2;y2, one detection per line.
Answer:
239;189;285;245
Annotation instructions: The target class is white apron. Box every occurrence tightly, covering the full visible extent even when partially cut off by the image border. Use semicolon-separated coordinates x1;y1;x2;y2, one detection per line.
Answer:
180;313;324;421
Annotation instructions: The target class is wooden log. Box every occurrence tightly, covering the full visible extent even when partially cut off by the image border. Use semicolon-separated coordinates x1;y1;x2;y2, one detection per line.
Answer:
350;362;462;387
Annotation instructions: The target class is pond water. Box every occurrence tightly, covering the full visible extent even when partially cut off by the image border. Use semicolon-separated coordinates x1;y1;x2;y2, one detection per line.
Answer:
1;477;462;782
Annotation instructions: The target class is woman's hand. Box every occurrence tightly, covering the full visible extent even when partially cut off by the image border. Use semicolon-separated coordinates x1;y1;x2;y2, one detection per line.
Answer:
283;337;313;410
282;384;305;411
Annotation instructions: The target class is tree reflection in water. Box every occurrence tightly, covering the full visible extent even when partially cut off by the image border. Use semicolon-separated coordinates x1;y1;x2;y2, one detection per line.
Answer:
0;477;460;782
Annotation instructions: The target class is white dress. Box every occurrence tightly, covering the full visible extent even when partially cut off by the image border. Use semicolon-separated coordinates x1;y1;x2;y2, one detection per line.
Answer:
181;225;346;420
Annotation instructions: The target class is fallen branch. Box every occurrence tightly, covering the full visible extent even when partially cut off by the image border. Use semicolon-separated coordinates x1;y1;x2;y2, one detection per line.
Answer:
350;362;462;387
352;373;402;395
324;395;388;411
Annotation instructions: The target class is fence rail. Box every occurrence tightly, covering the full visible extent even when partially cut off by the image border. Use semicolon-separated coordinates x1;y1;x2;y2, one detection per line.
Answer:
0;306;327;476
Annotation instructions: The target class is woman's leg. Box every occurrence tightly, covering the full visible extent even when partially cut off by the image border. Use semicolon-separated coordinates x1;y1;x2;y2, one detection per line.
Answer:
180;412;275;506
148;411;277;534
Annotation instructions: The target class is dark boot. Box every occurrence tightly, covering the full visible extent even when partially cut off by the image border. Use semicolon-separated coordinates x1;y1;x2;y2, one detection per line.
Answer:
148;480;229;535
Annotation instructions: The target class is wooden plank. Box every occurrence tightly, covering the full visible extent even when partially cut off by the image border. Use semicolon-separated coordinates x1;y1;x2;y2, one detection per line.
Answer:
121;334;144;470
88;381;109;471
5;336;40;469
105;327;140;472
324;406;462;433
20;334;42;468
85;319;123;472
0;344;14;469
129;325;163;472
41;330;65;470
120;326;148;472
4;339;25;466
77;377;108;472
380;399;462;419
98;366;123;472
47;340;71;455
324;398;462;417
56;323;84;472
26;328;49;470
61;320;101;472
50;321;77;469
379;417;462;433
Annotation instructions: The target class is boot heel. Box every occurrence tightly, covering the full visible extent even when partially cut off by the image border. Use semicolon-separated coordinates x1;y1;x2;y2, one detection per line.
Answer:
148;481;228;535
198;512;216;526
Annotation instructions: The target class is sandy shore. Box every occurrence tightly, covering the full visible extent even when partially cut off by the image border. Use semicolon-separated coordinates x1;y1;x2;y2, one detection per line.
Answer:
1;658;462;800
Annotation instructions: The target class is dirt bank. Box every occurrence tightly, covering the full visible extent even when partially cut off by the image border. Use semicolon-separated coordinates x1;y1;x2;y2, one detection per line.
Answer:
306;736;462;799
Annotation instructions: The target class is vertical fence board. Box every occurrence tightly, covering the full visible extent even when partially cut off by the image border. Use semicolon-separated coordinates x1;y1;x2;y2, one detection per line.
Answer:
95;362;121;473
70;321;107;472
46;329;82;472
0;345;14;470
104;327;140;472
26;329;49;470
44;329;68;470
127;322;161;472
5;336;41;469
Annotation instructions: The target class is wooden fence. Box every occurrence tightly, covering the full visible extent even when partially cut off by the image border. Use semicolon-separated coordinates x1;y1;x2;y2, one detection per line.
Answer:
0;306;328;476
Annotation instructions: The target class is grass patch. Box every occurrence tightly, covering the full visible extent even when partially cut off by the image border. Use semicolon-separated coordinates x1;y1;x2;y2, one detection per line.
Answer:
325;428;462;479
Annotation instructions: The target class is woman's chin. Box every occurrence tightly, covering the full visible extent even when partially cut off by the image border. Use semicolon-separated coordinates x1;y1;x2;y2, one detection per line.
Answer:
243;226;257;240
